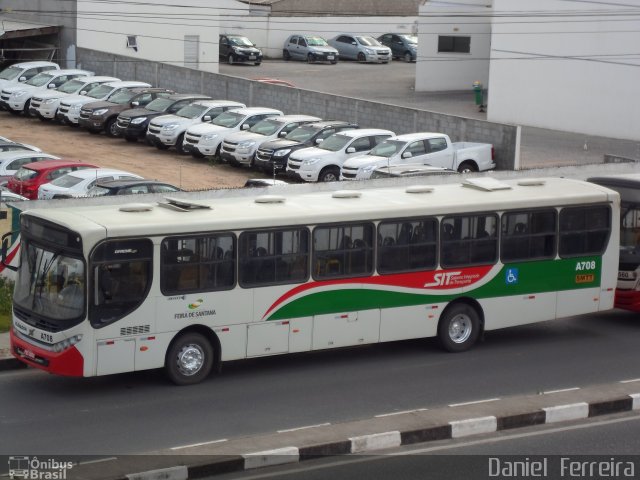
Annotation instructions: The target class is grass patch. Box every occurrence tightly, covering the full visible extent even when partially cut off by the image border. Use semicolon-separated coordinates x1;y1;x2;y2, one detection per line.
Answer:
0;277;13;333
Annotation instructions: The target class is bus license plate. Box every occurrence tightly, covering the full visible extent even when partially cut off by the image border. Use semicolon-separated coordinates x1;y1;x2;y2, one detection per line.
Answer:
619;271;636;280
23;348;36;360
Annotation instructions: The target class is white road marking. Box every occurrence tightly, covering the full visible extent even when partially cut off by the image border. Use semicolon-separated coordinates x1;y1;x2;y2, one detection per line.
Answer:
448;398;500;407
170;438;228;450
277;423;331;433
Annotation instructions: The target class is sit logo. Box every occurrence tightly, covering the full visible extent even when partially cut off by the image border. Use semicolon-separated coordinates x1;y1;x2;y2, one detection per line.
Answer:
8;456;73;479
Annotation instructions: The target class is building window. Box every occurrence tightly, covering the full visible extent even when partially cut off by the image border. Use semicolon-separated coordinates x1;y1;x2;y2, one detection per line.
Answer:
438;36;471;54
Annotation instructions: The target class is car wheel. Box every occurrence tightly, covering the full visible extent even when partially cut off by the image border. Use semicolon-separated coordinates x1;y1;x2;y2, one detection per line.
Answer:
124;136;137;143
330;60;338;65
457;161;478;173
404;51;413;63
357;52;366;62
283;50;291;61
319;166;340;183
22;100;31;117
228;54;235;65
105;118;118;138
156;143;170;150
175;133;187;155
307;53;314;64
254;61;261;66
437;303;481;353
191;149;205;159
165;332;214;386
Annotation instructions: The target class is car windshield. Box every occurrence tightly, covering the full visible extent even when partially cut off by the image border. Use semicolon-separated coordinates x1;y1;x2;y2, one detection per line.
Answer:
176;104;207;119
0;144;30;152
86;84;115;99
400;34;418;44
229;36;253;47
56;79;84;93
14;167;39;181
51;174;84;188
284;125;319;142
109;90;137;104
319;134;351;152
356;36;382;47
369;140;405;158
25;73;55;87
13;242;85;321
145;97;174;112
0;66;22;81
306;37;328;46
211;111;244;127
248;119;282;136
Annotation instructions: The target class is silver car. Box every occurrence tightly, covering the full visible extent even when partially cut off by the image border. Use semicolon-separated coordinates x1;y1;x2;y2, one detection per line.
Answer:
327;34;391;63
283;35;339;64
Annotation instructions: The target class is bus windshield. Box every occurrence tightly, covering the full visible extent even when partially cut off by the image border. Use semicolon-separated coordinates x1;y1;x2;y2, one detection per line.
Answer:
13;241;85;322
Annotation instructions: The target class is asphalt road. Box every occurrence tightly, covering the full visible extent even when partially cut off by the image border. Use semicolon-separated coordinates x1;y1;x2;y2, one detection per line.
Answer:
1;309;640;456
206;412;640;480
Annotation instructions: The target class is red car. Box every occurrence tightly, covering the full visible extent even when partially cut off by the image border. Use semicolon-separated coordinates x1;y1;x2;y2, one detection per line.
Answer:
7;160;98;200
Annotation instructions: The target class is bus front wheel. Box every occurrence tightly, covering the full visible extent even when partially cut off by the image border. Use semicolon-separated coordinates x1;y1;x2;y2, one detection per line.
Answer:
166;332;214;385
437;303;480;353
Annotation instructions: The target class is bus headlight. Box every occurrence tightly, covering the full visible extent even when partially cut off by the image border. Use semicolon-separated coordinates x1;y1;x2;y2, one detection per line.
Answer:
53;334;83;353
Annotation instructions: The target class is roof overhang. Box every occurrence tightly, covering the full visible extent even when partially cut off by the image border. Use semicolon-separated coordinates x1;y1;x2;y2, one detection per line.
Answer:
0;16;60;40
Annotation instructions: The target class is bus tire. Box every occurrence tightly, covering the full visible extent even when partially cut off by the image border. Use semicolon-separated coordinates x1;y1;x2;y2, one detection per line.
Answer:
437;303;480;353
165;332;214;385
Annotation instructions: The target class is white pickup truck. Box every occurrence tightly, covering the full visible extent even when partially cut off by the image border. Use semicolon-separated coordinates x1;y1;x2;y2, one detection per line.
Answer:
340;132;494;180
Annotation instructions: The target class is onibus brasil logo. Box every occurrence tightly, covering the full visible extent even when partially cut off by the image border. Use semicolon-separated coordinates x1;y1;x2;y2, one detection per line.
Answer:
8;456;73;479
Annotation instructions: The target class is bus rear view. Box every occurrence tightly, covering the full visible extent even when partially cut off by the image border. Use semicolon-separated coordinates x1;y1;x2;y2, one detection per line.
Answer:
589;175;640;312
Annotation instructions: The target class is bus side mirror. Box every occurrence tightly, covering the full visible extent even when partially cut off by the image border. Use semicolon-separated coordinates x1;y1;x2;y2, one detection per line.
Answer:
1;233;18;272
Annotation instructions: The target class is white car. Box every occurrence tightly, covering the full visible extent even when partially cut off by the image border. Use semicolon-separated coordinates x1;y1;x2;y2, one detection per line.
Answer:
0;187;28;202
341;132;495;180
0;69;92;115
57;81;151;125
146;99;246;154
38;168;144;200
0;151;60;185
0;61;59;91
30;76;120;120
286;129;395;182
219;114;322;167
182;107;283;158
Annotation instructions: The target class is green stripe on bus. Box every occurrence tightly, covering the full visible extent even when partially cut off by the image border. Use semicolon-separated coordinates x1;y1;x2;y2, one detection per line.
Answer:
267;257;601;321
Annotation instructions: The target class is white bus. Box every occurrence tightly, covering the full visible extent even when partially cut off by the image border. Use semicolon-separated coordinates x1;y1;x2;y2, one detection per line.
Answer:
589;174;640;312
6;177;619;385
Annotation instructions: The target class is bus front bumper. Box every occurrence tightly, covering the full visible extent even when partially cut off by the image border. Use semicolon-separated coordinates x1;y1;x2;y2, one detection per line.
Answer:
10;329;84;377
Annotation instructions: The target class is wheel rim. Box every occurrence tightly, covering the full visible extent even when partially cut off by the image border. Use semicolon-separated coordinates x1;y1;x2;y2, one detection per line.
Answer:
228;55;234;65
176;343;205;376
405;52;412;62
322;171;338;182
108;122;118;136
448;314;472;344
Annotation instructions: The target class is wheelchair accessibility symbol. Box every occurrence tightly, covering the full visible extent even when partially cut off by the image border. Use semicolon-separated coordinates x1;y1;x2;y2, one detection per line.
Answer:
506;268;519;285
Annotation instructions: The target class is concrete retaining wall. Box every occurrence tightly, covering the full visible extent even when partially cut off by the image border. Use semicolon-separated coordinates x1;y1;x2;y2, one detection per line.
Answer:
77;48;519;170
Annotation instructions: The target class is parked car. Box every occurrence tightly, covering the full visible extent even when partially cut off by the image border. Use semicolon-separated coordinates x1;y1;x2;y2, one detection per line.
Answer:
243;178;288;188
30;76;120;120
286;128;395;182
219;34;263;65
283;35;339;64
78;87;174;136
114;93;211;142
0;61;59;92
0;69;92;115
57;81;152;125
220;114;322;167
146;99;246;154
0;187;28;202
0;151;60;185
254;120;359;174
182;106;284;159
7;160;98;200
370;164;456;179
0;141;41;153
87;178;182;196
377;33;418;62
38;168;144;199
340;133;495;180
327;34;391;63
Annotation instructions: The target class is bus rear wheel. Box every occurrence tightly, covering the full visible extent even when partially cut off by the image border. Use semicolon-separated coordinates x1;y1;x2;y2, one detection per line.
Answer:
165;332;214;385
437;303;480;352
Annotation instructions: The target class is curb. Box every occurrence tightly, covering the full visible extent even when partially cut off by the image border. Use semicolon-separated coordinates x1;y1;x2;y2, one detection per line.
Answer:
0;355;26;372
113;393;640;480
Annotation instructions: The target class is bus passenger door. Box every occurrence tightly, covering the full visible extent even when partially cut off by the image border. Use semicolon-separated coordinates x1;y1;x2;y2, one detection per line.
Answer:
312;309;380;350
